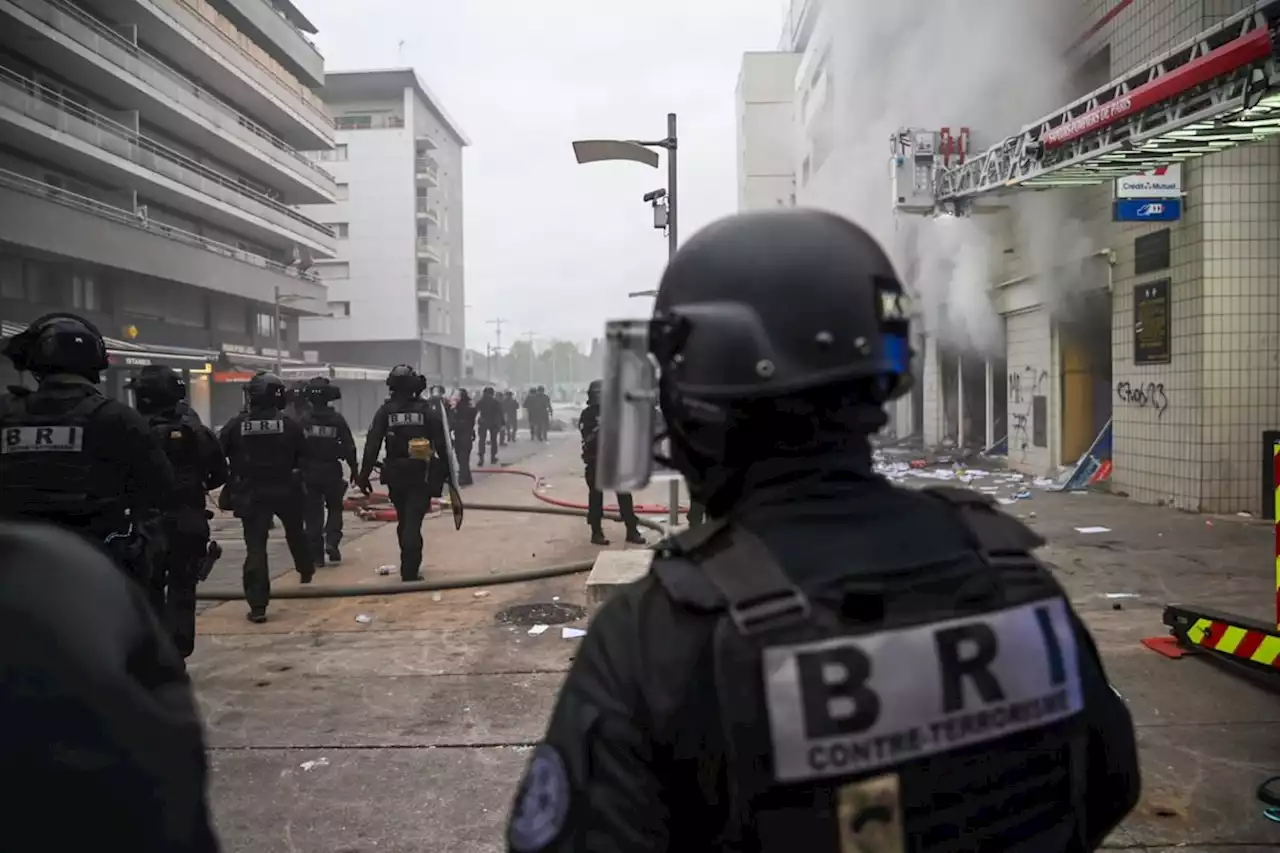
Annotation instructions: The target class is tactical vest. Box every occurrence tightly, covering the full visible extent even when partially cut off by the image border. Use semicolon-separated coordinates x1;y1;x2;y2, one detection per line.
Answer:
150;412;204;501
381;400;434;486
656;487;1089;853
301;408;345;483
0;391;111;517
233;412;293;481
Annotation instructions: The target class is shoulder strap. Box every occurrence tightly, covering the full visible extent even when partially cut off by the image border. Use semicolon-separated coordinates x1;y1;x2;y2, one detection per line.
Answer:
697;524;811;636
65;393;110;421
920;485;1045;568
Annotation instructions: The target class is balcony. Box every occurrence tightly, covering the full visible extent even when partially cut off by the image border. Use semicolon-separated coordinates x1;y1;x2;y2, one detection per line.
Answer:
415;134;437;150
77;0;333;149
335;113;405;130
414;237;440;263
415;155;439;187
0;165;326;303
415;275;443;299
0;64;335;254
415;197;439;225
0;0;334;203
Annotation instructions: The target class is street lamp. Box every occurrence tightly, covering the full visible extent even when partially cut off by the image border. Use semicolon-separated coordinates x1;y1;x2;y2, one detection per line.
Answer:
572;112;680;528
273;285;310;373
627;289;659;298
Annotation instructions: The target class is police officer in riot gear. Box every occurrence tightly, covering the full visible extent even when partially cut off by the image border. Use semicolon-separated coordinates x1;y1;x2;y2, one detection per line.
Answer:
358;365;450;581
219;371;312;623
506;210;1140;853
300;376;358;566
0;313;174;586
580;379;644;546
129;365;227;658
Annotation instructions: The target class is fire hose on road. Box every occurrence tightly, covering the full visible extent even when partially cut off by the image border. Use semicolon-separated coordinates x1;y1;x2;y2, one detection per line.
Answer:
192;498;664;601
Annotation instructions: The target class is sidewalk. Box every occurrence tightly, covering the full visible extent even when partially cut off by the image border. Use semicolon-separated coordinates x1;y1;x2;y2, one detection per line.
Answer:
191;434;646;853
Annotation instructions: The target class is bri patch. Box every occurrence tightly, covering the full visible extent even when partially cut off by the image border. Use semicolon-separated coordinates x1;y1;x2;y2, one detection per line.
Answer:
306;424;338;438
388;412;425;427
508;743;571;852
1;425;84;453
763;597;1083;782
241;419;284;435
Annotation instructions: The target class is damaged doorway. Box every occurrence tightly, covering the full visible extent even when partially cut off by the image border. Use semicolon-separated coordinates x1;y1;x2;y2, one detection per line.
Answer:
1058;290;1113;462
939;347;993;452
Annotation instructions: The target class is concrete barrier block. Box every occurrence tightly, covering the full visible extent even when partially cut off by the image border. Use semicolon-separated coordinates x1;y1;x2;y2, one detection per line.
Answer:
586;549;654;608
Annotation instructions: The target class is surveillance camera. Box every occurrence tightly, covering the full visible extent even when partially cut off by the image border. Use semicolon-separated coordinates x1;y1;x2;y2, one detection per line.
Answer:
643;188;667;203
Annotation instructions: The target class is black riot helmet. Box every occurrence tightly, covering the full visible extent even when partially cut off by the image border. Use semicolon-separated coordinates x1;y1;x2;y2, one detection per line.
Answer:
305;376;340;406
482;386;495;398
1;313;110;381
245;372;287;410
386;364;424;398
128;365;187;415
586;379;602;405
644;210;915;513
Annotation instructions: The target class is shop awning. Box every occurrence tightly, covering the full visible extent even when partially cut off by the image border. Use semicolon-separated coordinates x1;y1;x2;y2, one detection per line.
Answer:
931;0;1280;206
1;321;215;369
280;364;391;382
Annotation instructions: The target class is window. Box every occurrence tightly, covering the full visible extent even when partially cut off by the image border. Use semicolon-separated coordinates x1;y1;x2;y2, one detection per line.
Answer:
319;262;350;280
327;300;351;317
256;312;275;337
317;144;348;162
0;255;23;299
416;222;428;238
335;114;372;130
416;186;428;198
417;260;432;276
328;222;349;238
335;182;349;200
71;272;98;311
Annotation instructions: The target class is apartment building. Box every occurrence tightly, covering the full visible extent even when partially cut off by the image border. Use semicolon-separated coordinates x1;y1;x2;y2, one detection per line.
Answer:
298;68;469;385
0;0;351;424
735;51;799;211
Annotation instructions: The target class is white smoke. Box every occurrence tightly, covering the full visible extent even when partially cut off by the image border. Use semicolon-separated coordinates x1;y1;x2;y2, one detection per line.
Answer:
805;0;1091;352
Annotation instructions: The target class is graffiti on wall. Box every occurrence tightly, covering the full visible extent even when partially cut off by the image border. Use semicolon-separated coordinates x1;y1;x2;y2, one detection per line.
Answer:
1115;380;1168;417
1008;366;1048;462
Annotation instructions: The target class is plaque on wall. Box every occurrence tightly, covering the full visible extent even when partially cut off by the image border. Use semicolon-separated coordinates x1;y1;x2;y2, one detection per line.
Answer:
1133;279;1171;365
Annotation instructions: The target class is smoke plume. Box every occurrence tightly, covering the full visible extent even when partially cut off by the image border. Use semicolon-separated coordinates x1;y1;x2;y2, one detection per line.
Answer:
805;0;1090;352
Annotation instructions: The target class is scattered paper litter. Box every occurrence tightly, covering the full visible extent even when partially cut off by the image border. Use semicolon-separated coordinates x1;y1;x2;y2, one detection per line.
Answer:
355;614;373;625
473;590;490;598
1074;526;1111;534
997;498;1018;505
377;565;395;576
300;757;330;771
1104;593;1140;600
528;624;549;636
562;627;586;639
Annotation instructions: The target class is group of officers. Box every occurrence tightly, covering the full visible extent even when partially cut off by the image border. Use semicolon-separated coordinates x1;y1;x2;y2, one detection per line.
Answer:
0;208;1139;852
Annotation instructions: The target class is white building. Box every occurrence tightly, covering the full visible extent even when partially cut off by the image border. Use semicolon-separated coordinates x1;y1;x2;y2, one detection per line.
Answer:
0;0;341;424
298;68;469;384
735;51;799;211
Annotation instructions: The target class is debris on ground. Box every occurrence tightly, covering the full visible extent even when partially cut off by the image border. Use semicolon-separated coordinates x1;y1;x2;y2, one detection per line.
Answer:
1074;526;1111;534
355;614;373;625
528;624;549;636
377;565;395;576
562;627;586;639
299;757;330;771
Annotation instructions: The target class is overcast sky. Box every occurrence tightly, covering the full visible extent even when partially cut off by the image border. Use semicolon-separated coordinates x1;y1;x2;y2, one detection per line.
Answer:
301;0;785;354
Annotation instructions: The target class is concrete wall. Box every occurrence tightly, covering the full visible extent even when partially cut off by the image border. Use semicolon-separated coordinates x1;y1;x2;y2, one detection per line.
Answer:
1004;308;1054;475
736;52;799;211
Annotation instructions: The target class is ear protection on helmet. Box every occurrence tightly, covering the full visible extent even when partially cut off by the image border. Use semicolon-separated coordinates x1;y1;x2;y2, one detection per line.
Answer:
2;313;109;373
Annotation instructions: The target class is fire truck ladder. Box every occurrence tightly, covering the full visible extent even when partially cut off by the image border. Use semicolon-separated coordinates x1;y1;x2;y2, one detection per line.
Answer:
926;0;1280;213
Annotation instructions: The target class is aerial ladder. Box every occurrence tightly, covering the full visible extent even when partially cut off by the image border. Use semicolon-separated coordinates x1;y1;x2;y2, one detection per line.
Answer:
888;0;1280;674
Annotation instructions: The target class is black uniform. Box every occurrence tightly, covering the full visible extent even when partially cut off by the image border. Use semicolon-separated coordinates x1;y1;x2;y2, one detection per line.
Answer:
503;391;520;443
299;379;358;567
507;210;1140;852
131;366;228;658
0;521;218;852
0;314;174;586
359;366;449;581
452;391;477;486
579;386;643;547
219;373;312;622
476;387;503;465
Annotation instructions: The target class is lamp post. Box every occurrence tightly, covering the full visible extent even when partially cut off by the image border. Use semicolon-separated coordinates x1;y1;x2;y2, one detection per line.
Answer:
572;113;681;529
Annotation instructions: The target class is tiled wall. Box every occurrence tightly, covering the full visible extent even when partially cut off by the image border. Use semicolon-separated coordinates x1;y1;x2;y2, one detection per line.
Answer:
922;336;943;446
1005;309;1054;474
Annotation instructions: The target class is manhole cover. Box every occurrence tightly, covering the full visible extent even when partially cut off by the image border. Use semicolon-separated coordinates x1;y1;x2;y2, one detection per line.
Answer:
496;602;587;627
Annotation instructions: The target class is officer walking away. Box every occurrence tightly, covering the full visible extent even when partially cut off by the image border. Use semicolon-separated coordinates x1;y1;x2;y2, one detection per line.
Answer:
579;379;644;547
0;313;175;586
476;385;503;467
300;377;358;567
129;366;228;658
357;365;450;581
536;385;554;441
219;372;313;623
502;390;520;444
507;210;1139;852
0;521;219;852
452;388;477;486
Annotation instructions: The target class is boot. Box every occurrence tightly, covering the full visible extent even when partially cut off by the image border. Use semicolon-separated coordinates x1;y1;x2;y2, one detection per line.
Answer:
327;546;342;564
247;608;267;624
590;528;610;546
298;566;314;584
624;526;645;545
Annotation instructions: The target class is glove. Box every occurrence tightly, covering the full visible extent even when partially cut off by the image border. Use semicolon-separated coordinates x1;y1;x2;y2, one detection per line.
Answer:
356;476;373;496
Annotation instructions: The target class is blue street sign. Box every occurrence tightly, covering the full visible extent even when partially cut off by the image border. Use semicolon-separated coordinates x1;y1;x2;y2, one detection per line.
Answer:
1113;198;1181;222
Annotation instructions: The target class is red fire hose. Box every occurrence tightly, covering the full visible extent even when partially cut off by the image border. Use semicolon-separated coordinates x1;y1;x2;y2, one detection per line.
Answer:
344;466;687;522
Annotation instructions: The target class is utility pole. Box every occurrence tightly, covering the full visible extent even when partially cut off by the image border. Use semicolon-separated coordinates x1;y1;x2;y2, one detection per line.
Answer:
486;317;506;354
523;331;536;385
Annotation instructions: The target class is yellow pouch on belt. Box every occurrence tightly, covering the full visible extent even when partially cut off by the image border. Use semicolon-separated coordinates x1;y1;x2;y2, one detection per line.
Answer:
408;438;433;460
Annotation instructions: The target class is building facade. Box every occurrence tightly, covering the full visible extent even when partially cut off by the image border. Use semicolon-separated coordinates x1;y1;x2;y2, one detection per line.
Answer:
0;0;353;425
735;51;799;211
771;0;1280;516
298;68;469;385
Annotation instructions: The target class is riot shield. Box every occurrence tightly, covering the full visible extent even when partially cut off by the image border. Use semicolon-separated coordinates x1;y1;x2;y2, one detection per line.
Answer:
436;398;464;530
596;319;658;492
